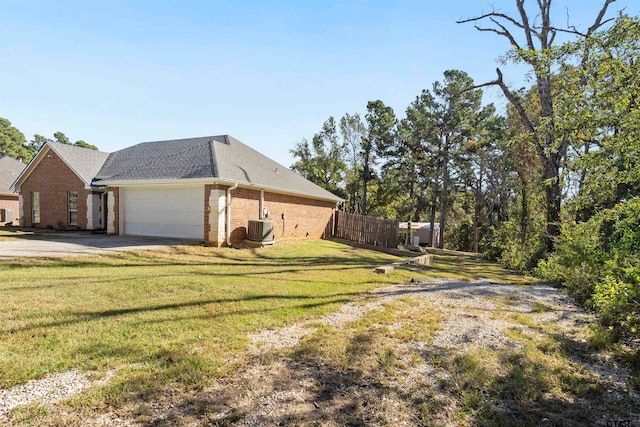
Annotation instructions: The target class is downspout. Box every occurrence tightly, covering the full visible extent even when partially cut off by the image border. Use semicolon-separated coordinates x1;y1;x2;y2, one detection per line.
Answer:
226;182;238;246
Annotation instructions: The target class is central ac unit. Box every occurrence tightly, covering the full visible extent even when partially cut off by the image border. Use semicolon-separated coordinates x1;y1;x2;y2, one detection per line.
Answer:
247;219;275;244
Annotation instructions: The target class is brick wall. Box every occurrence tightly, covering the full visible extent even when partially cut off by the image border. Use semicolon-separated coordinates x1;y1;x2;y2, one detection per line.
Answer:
228;187;336;244
20;151;93;229
97;182;336;244
0;195;19;225
107;187;119;234
228;187;260;242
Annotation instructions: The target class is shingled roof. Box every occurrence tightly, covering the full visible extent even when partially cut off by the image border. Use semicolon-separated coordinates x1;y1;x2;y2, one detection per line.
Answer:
48;143;111;186
94;136;343;202
11;142;111;191
0;156;26;195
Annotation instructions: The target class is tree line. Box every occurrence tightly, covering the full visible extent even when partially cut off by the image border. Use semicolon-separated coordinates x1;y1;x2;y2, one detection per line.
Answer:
0;117;97;163
291;3;639;338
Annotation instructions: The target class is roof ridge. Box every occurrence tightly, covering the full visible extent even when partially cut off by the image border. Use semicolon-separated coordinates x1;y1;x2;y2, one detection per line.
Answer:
99;141;212;181
49;141;110;155
138;135;229;145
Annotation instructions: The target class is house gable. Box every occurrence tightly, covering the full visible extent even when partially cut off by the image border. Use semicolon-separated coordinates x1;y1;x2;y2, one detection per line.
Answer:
13;143;110;192
18;146;99;229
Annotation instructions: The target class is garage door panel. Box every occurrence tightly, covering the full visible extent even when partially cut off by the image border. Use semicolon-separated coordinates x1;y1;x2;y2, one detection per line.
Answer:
122;186;204;239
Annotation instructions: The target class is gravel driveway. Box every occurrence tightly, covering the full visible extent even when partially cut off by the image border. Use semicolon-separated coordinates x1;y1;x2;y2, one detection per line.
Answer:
0;234;200;258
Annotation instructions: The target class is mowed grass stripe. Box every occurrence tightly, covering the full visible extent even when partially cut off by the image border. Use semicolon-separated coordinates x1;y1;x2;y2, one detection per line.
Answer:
0;240;422;392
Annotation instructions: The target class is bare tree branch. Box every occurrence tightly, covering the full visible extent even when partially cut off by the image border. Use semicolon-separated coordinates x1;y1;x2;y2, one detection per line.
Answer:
575;0;618;87
461;68;537;139
516;0;537;51
588;0;617;35
490;17;524;50
457;10;526;31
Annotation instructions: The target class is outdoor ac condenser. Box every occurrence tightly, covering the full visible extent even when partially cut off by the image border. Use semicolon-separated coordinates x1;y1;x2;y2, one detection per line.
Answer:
247;219;275;244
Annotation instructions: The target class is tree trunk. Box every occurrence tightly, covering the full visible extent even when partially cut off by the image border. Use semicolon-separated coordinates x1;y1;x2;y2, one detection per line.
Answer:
438;144;450;249
438;191;447;249
543;156;562;253
362;151;370;216
429;191;438;247
537;72;563;253
520;183;528;245
473;168;482;253
575;140;594;223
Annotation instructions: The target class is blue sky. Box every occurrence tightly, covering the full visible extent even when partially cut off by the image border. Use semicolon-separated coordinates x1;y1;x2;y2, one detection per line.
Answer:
1;0;637;167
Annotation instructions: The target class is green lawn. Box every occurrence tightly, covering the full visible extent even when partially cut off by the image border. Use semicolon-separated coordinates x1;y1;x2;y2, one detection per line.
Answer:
1;240;454;394
13;238;626;426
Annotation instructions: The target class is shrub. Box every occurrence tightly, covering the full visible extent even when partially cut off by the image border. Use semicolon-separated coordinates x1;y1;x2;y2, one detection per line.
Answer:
537;198;640;338
483;221;546;272
592;274;639;335
536;221;604;304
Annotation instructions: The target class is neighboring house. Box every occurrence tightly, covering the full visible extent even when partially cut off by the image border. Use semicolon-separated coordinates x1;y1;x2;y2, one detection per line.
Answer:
0;156;26;225
93;135;343;246
12;142;110;230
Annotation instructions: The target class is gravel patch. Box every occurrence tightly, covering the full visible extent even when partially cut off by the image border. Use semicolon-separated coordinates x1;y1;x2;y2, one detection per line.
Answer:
249;300;387;353
15;277;638;425
236;278;639;427
0;370;115;416
250;278;538;355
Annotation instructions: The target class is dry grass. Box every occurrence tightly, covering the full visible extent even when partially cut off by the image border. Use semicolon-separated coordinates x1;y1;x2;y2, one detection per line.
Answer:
2;239;637;426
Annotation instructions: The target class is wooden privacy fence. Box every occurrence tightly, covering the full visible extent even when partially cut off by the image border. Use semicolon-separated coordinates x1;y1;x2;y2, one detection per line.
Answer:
333;211;399;248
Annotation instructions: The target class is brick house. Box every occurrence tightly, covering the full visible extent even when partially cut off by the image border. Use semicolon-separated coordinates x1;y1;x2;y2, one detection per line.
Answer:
0;156;26;225
93;135;342;246
12;143;110;229
14;136;342;245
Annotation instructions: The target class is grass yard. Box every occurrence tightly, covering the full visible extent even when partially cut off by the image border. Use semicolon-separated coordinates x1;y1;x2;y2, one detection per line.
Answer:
1;238;637;426
1;241;408;387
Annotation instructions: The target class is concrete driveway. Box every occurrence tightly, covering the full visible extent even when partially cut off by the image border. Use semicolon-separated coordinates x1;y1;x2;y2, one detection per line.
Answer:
0;235;200;258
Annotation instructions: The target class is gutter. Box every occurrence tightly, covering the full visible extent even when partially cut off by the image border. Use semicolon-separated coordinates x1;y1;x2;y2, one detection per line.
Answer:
226;182;238;246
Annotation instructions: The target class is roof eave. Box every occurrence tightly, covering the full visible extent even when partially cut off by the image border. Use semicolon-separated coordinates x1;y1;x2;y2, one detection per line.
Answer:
93;177;344;203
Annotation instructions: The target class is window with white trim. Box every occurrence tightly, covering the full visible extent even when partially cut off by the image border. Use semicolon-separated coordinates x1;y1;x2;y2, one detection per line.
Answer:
31;192;40;223
68;191;78;225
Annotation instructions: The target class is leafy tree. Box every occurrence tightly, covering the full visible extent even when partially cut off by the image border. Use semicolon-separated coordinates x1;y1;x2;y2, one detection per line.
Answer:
28;131;99;156
363;100;396;216
290;117;348;199
429;70;487;247
458;0;618;253
456;108;508;253
562;15;640;220
26;134;50;158
339;113;367;213
0;117;30;161
536;15;640;339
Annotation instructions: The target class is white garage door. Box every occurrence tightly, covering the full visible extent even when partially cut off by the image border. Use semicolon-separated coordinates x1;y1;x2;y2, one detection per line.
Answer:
122;186;204;239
